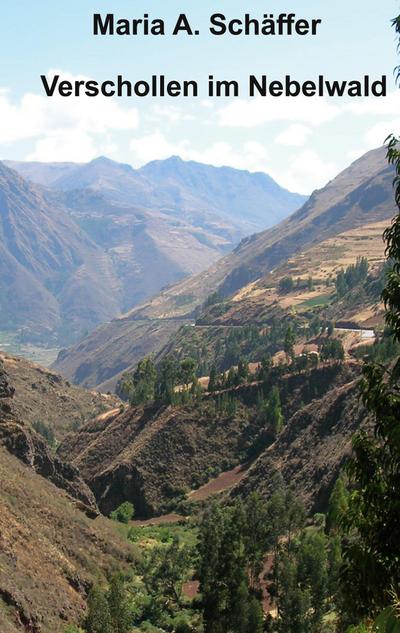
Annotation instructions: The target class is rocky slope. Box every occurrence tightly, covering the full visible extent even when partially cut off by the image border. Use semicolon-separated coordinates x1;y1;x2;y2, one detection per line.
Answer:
58;363;359;518
0;447;133;633
231;378;368;513
53;147;396;389
8;155;306;239
0;357;99;514
0;351;120;439
0;161;120;344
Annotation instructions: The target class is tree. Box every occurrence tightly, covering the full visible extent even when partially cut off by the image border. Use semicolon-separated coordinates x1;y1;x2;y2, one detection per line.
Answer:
339;13;400;625
144;537;192;614
237;358;249;383
110;501;135;524
198;503;228;633
107;574;132;633
284;325;296;363
132;357;157;405
85;586;113;633
326;477;348;535
198;501;265;633
278;276;294;294
179;357;197;391
243;493;270;589
276;531;329;633
156;355;179;404
320;338;344;362
265;387;284;436
208;365;218;392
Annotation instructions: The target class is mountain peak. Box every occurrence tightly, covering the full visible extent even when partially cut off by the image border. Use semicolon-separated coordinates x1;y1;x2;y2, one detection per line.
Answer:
90;156;115;165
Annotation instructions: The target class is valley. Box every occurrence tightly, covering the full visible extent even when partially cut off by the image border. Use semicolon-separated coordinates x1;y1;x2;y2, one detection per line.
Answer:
0;144;399;633
53;146;394;390
0;156;304;350
0;331;59;367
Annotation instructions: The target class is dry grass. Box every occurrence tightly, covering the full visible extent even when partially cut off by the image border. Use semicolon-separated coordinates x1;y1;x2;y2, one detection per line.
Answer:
0;448;133;632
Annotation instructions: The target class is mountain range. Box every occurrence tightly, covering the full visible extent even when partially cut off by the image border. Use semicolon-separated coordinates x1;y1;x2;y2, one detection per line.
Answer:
52;146;396;389
0;157;305;345
0;145;397;632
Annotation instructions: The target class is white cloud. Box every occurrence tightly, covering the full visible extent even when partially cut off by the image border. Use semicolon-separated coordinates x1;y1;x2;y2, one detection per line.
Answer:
344;91;400;116
130;131;269;173
270;150;337;195
218;97;340;128
146;103;196;124
363;118;400;149
130;132;190;164
275;124;312;147
0;70;139;160
26;129;118;163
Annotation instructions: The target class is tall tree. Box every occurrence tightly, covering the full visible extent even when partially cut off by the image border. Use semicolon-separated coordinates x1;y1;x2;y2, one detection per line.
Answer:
265;387;284;436
284;325;296;363
339;13;400;624
85;586;113;633
107;574;131;633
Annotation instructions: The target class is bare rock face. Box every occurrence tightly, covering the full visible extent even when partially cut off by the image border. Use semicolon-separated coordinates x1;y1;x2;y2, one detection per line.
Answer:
0;359;98;516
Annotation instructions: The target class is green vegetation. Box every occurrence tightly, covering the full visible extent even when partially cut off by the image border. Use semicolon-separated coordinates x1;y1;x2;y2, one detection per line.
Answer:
298;293;332;308
32;419;56;448
110;502;135;524
335;257;369;298
278;276;295;294
320;339;345;362
284;325;296;363
85;574;131;633
336;21;400;630
353;329;400;363
257;386;284;437
64;21;400;633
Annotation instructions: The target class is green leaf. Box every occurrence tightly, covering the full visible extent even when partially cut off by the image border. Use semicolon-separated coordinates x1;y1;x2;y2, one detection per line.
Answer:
374;607;400;633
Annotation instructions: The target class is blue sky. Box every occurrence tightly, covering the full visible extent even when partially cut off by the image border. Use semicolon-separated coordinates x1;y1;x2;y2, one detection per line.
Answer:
0;0;399;193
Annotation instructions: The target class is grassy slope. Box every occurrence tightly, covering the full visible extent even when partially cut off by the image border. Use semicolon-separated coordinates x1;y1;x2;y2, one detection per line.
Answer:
0;447;134;633
0;351;121;440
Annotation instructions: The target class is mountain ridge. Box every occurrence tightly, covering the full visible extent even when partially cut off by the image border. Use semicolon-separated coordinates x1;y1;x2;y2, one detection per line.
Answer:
53;147;396;389
0;157;305;347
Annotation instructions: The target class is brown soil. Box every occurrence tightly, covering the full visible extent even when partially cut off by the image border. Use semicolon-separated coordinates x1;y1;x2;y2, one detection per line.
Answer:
188;464;249;502
131;513;186;527
59;363;359;519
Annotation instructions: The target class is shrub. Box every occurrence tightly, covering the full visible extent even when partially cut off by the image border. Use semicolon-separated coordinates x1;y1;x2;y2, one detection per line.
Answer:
110;501;135;524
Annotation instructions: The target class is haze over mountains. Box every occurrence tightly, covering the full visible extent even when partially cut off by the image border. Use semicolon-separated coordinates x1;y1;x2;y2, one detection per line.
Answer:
0;156;305;346
52;147;396;390
0;158;304;345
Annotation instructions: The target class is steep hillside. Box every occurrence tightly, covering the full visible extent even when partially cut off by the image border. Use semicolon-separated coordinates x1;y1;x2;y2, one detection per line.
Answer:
8;155;306;238
58;363;358;518
0;351;120;440
1;157;304;348
231;379;368;513
0;447;132;633
0;162;121;344
0;356;102;512
53;147;396;389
